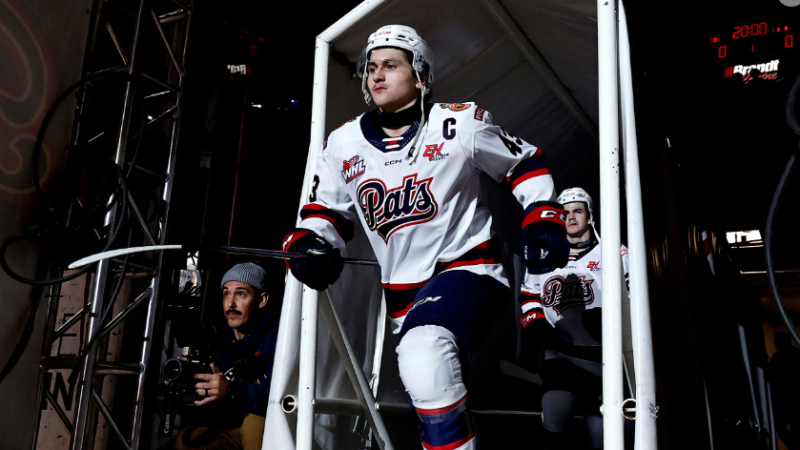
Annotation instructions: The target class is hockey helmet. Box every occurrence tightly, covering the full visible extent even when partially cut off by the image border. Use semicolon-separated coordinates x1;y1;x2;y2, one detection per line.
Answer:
357;24;434;104
557;187;594;222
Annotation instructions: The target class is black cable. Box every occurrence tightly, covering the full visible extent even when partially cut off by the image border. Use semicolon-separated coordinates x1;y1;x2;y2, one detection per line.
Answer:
0;165;129;385
0;73;152;384
0;163;129;285
1;71;135;287
31;72;132;217
764;69;800;346
765;152;797;344
787;68;800;138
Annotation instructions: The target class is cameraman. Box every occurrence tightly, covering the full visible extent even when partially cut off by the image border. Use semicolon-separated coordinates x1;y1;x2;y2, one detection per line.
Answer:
171;262;279;450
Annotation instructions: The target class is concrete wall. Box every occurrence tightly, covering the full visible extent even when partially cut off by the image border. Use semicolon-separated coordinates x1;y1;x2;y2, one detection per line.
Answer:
0;1;91;448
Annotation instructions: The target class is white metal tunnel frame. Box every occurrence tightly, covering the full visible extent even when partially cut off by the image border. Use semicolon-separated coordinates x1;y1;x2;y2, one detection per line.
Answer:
263;0;658;449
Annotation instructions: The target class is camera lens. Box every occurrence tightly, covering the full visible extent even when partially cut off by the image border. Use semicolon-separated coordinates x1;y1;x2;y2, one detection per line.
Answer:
162;358;183;382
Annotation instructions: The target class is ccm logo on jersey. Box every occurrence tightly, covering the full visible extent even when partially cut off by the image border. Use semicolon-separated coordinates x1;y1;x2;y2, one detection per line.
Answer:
357;174;438;242
587;261;600;271
342;156;366;183
542;274;595;314
423;142;448;161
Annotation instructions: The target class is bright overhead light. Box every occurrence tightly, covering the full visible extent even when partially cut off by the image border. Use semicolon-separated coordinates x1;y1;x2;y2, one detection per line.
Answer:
726;230;762;244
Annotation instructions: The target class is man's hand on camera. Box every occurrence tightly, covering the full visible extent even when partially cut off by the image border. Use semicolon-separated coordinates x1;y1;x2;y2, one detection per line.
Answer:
193;363;229;406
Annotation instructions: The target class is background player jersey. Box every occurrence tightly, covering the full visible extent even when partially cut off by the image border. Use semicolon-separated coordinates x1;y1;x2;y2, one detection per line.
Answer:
520;242;630;347
291;102;556;323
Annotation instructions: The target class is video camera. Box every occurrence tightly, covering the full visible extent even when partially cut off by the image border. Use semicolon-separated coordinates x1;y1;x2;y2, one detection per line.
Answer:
161;321;218;410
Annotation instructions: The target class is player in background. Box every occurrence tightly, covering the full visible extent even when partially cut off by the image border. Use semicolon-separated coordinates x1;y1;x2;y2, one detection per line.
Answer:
519;187;629;449
282;24;569;450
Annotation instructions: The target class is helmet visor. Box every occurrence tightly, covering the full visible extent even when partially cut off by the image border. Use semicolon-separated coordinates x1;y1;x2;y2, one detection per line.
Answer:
356;43;370;78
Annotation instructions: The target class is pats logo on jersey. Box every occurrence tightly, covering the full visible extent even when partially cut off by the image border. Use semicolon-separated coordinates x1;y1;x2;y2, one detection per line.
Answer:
440;103;471;112
357;174;438;242
542;273;595;314
342;156;366;183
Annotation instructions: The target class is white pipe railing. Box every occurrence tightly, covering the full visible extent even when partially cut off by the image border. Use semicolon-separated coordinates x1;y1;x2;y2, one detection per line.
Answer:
265;2;392;449
263;275;302;449
264;35;330;450
295;35;330;450
317;0;391;43
597;0;625;449
618;2;658;449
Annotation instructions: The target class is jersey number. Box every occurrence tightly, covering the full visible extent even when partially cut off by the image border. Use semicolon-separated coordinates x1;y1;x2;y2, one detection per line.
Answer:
309;175;320;202
499;127;523;156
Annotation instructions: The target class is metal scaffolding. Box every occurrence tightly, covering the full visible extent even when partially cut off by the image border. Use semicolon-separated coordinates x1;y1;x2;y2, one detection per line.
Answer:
30;0;194;448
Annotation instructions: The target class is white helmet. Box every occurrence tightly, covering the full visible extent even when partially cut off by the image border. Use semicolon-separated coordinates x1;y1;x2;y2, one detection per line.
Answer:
557;187;594;222
357;24;434;105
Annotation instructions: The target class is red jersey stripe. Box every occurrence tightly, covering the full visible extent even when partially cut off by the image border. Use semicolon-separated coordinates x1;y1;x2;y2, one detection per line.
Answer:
443;258;500;271
303;213;343;234
416;396;468;416
388;301;414;319
382;280;429;290
511;168;550;190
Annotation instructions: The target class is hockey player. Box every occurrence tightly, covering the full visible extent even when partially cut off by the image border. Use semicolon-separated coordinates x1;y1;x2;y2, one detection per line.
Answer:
519;187;629;449
282;24;569;449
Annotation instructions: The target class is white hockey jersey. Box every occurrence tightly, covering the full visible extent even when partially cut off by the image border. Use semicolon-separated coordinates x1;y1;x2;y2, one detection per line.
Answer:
520;241;630;348
290;102;555;323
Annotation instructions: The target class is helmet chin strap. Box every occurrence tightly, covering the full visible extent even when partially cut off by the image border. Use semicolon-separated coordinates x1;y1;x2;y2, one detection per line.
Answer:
406;71;427;163
590;220;601;245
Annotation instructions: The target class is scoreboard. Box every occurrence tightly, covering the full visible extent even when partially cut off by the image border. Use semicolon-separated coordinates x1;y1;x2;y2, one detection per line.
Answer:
710;20;798;84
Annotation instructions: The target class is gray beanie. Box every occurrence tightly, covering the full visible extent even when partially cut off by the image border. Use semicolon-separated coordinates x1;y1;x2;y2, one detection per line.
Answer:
220;262;267;292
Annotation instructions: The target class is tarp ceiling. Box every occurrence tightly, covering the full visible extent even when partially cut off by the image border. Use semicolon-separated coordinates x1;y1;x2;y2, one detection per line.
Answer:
322;0;600;185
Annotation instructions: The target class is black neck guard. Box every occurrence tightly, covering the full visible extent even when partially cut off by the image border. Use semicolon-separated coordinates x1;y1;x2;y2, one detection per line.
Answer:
570;236;598;249
373;103;422;129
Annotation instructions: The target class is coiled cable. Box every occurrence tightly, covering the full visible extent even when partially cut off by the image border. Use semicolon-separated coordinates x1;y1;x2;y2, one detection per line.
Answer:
764;68;800;345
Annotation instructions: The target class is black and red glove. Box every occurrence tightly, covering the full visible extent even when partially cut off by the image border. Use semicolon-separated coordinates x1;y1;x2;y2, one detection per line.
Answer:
281;229;344;291
521;201;570;274
519;306;552;374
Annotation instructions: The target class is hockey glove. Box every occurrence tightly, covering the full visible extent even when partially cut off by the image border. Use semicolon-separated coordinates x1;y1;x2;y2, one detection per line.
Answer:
519;314;552;374
282;229;344;291
521;201;570;274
